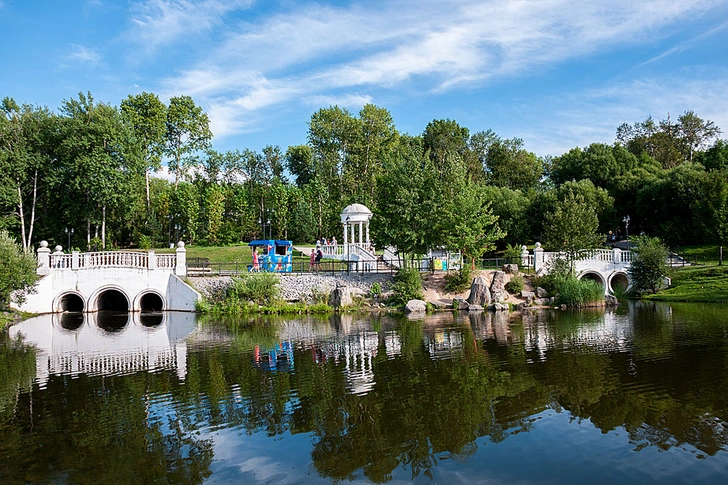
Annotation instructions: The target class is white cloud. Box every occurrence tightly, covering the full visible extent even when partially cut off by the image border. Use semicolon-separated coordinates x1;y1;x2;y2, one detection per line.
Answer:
66;44;103;64
127;0;254;52
143;0;725;140
519;73;728;157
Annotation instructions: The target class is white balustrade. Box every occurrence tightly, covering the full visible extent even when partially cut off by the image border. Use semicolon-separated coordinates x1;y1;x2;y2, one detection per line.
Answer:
156;254;177;268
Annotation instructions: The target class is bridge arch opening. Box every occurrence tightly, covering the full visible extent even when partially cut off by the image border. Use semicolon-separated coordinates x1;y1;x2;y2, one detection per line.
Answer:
58;292;84;312
139;292;164;312
96;289;129;312
609;272;630;294
59;312;84;330
579;271;605;289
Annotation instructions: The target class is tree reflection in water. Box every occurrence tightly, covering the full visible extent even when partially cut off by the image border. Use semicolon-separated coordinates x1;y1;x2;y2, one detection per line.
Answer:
2;302;728;483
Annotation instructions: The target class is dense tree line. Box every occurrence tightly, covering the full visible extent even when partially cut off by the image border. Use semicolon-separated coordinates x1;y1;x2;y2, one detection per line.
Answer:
2;92;726;256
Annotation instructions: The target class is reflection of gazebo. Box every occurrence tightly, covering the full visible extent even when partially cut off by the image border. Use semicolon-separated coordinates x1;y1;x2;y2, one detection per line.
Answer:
341;203;372;250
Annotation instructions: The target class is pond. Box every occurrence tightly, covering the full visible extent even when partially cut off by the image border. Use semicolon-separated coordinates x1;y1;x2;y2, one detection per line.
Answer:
2;302;728;484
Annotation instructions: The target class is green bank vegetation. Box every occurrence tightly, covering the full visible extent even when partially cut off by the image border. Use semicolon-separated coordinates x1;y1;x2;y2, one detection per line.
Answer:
5;91;728;307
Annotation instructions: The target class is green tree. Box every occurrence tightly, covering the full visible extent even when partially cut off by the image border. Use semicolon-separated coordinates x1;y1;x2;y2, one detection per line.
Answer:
0;230;38;309
439;160;504;265
120;92;167;213
628;236;671;294
0;98;56;251
165;96;212;185
485;138;543;191
58;92;135;249
374;140;440;262
543;191;603;267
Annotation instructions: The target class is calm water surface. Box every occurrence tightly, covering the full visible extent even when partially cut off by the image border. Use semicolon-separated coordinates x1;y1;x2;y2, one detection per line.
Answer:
2;302;728;484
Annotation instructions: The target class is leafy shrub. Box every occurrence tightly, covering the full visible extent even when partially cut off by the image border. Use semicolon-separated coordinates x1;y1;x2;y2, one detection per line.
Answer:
503;244;523;264
370;282;382;296
505;274;524;294
628;236;671;294
310;286;330;304
532;256;572;295
137;234;152;250
228;272;280;306
444;264;472;293
0;230;38;309
555;277;604;308
390;267;424;306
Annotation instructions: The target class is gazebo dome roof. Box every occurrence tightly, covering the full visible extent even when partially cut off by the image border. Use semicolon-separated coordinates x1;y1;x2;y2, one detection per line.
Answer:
341;203;372;215
340;203;372;223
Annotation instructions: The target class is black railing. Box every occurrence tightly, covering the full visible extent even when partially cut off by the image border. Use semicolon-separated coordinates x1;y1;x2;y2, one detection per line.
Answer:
187;257;533;276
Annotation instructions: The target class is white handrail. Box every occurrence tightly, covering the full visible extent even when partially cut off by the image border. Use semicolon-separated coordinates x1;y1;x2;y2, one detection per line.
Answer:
383;247;400;269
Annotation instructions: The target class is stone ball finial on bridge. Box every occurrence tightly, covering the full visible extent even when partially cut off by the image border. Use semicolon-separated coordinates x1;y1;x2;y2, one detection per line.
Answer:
177;241;185;248
40;240;48;248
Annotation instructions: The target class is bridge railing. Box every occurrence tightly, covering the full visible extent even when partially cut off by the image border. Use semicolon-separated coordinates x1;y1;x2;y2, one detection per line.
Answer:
82;251;149;268
40;245;187;275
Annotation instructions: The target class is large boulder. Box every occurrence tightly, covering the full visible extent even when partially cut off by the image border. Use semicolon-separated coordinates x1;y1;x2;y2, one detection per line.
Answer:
502;264;519;274
491;290;508;303
535;287;549;298
488;303;510;312
490;271;507;292
429;300;448;309
468;304;484;312
329;285;354;310
404;299;427;314
467;277;491;306
490;271;508;303
453;297;470;310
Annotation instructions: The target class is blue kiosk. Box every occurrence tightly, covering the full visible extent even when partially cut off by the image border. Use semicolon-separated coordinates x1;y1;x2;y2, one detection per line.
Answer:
248;239;293;272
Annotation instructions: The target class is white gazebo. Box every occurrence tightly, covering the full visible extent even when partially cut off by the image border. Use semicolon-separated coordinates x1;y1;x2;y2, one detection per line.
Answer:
341;203;373;250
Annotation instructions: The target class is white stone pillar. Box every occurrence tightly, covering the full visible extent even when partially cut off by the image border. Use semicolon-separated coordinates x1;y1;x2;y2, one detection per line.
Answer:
366;221;370;247
343;223;348;256
37;241;50;275
71;250;80;270
175;241;187;277
612;247;622;264
350;224;355;247
359;221;363;246
521;245;530;267
533;243;544;273
148;250;157;270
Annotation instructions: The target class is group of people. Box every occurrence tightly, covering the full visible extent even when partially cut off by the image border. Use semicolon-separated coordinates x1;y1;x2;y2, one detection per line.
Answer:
310;246;323;271
316;237;337;247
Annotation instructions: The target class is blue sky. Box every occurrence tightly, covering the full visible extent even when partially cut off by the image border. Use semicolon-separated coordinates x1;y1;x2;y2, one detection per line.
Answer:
2;0;728;158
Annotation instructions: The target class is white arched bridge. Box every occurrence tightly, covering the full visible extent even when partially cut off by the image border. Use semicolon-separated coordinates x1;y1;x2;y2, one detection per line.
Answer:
14;241;200;314
521;244;633;295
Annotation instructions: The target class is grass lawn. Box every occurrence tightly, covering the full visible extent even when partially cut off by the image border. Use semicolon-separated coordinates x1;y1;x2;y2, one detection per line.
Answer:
672;244;727;266
157;244;312;263
644;265;728;302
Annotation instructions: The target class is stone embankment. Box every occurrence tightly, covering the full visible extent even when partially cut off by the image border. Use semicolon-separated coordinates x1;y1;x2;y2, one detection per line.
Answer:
190;273;392;302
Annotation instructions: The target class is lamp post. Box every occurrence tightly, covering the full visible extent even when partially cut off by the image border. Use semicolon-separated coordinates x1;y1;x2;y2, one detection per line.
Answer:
64;227;74;252
258;217;271;239
623;215;630;251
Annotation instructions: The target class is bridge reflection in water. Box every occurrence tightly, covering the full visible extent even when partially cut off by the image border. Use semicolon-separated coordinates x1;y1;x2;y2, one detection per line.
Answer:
9;312;198;387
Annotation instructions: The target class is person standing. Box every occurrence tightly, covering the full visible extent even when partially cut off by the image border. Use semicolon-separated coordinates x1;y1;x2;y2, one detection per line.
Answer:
252;248;260;272
309;250;315;271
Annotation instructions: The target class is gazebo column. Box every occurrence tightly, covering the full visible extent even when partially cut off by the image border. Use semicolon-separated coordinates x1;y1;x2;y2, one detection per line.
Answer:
343;223;348;251
366;221;370;247
350;224;355;247
359;221;363;246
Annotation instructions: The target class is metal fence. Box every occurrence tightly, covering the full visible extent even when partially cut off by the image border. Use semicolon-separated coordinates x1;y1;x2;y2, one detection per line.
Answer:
186;256;531;277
